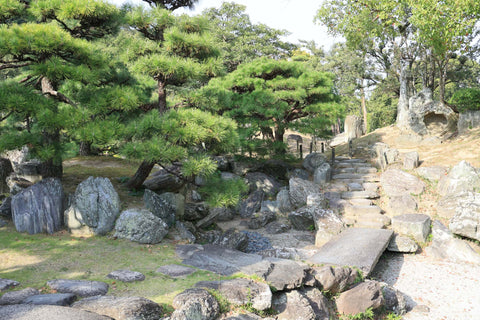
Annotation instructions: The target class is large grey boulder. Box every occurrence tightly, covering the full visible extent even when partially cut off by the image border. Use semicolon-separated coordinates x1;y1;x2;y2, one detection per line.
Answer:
0;287;39;305
381;283;408;316
64;176;120;236
248;211;275;230
213;229;249;252
311;266;359;295
72;296;162;320
386;194;418;216
449;192;480;241
416;166;448;181
251;258;309;291
114;209;169;244
313;208;346;247
288;206;316;230
289;178;322;209
183;202;208;221
171;288;219;320
313;163;331;186
143;190;176;227
143;169;184;192
276;188;293;214
437;161;480;196
272;290;316;320
0;158;13;194
239;190;264;218
0;305;112;320
245;172;282;196
195;278;272;311
336;281;384;316
380;169;425;197
0;197;12;218
23;293;76;306
426;220;480;264
436;194;467;219
46;279;108;297
0;279;19;291
458;110;480;133
392;214;431;243
12;178;64;234
303;153;327;174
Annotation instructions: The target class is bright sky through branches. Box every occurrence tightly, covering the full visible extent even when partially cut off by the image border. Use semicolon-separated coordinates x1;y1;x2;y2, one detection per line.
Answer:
108;0;341;50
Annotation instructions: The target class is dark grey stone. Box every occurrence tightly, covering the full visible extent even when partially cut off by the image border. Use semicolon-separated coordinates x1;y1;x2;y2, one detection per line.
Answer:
156;264;196;278
0;197;11;218
143;169;184;192
245;172;282;196
183;202;208;221
289;178;323;209
257;159;293;181
312;266;359;295
23;293;76;306
195;278;272;310
106;270;145;283
276;188;293;214
0;304;112;320
0;158;13;194
211;206;235;222
303;153;327;173
72;295;162;320
288;168;310;180
0;287;39;305
248;211;275;229
288;207;315;230
260;258;309;291
143;189;175;228
0;279;19;292
336;281;384;316
46;279;108;297
213;228;249;252
300;287;331;320
381;283;408;316
175;221;196;243
11;178;64;235
308;228;393;276
313;163;331;185
214;156;231;171
272;290;316;320
64;176;120;236
114;209;169;244
265;221;290;234
239;190;264;218
0;218;6;228
171;288;219;320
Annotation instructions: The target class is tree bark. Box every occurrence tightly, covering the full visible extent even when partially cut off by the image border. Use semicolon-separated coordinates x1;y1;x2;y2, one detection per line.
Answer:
79;141;93;156
360;86;367;133
158;80;167;114
396;58;412;130
125;160;155;190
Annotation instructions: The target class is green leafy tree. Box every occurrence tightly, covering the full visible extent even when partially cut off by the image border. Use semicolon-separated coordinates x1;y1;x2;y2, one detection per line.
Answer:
197;57;342;154
201;2;296;72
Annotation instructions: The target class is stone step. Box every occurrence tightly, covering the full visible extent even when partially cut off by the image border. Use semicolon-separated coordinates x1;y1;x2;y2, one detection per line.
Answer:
342;159;367;163
349;199;373;206
341;191;380;200
354;220;387;229
308;228;394;276
347;182;364;192
363;174;380;182
332;173;364;180
357;167;378;174
344;205;382;216
363;183;380;193
336;167;356;174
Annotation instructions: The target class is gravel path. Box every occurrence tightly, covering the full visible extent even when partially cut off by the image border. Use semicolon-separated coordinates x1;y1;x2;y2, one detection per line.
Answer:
371;251;480;320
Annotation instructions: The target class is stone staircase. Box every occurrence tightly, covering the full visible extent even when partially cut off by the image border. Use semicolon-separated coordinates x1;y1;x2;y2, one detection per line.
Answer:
326;157;391;230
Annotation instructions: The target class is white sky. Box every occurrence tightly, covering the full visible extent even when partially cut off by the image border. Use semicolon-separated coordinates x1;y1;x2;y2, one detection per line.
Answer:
108;0;342;50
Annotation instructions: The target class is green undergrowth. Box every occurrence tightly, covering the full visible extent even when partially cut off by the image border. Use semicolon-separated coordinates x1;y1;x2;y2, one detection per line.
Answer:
0;225;230;313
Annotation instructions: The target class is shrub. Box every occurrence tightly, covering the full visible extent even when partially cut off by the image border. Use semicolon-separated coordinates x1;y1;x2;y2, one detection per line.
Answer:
449;88;480;113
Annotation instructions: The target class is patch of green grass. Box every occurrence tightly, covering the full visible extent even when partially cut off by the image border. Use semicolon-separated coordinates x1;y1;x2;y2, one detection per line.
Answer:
0;225;229;307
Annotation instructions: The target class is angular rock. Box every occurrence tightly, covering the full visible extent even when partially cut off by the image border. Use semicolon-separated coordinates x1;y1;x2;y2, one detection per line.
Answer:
72;296;162;320
0;287;39;305
259;258;309;291
0;304;112;320
381;283;407;316
347;182;363;192
288;168;310;180
195;278;272;310
300;287;331;320
171;288;219;320
143;169;184;192
437;161;480;196
289;178;322;209
248;211;275;230
213;228;249;252
245;172;282;196
426;220;480;264
276;188;293;214
288;207;315;230
212;206;235;222
344;205;382;217
308;228;393;276
449;193;480;241
313;163;331;186
272;290;316;320
158;192;185;220
0;197;11;218
0;158;13;194
197;230;222;245
380;169;425;197
336;281;384;316
307;194;325;207
156;264;196;278
223;312;268;320
362;182;379;193
106;270;145;283
357;167;377;174
387;234;419;253
260;200;279;214
6;176;33;195
64;176;120;236
416;166;448;181
0;279;19;291
313;209;346;247
265;221;290;234
312;266;359;295
11;178;64;235
183;202;208;221
143;190;176;228
114;209;169;244
303;153;327;173
436;194;466;219
392;214;431;243
23;293;76;306
47;280;108;298
386;194;418;216
239;190;264;218
175;221;196;243
403;151;419;170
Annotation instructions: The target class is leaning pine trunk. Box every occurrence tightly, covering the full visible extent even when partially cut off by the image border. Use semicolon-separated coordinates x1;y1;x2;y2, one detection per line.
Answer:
125;160;155;190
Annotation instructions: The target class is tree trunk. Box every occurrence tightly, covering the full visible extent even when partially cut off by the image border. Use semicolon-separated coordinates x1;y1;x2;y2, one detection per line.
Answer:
125;160;155;190
274;125;286;154
79;141;93;156
360;86;367;133
396;58;412;130
437;58;448;104
41;158;63;178
158;80;167;114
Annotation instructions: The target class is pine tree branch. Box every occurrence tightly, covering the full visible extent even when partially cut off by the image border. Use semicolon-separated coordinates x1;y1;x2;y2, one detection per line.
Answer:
0;62;31;70
0;111;13;122
41;77;76;106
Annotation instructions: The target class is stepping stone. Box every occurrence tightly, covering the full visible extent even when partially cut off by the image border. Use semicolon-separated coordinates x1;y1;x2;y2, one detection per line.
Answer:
107;270;145;283
0;288;39;305
23;293;76;306
354;220;387;229
336;167;356;174
344;205;382;216
46;280;108;297
335;163;356;169
392;214;431;243
347;183;364;191
308;228;393;276
0;304;111;320
332;173;364;180
341;191;379;200
156;264;197;278
354;213;391;228
356;167;378;174
349;199;373;206
363;183;379;193
363;174;380;182
0;279;19;291
343;159;366;163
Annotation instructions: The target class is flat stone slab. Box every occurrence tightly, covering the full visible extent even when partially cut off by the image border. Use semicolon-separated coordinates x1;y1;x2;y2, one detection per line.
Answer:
333;173;364;180
345;205;383;217
0;304;111;320
308;228;393;276
156;264;197;278
106;270;145;283
356;167;378;174
46;280;108;297
0;288;39;305
23;293;76;306
0;279;19;292
341;191;379;200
